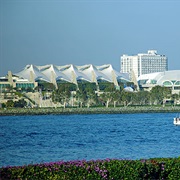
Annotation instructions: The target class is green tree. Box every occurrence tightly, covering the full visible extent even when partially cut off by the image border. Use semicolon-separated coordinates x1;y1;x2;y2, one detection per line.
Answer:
76;89;87;108
82;83;98;108
99;92;112;108
6;100;14;108
150;86;171;105
121;90;134;106
98;82;114;91
14;99;27;108
135;91;150;105
38;82;56;91
53;83;72;108
111;90;121;107
100;84;116;107
171;93;179;106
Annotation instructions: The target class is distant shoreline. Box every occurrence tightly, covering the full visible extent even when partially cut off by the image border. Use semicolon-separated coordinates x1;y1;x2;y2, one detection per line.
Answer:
0;106;180;116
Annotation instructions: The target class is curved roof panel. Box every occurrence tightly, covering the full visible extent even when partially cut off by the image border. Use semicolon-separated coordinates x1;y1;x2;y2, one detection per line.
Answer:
77;64;107;82
15;65;50;82
138;70;180;86
96;64;116;82
39;64;71;83
13;64;130;85
157;70;180;85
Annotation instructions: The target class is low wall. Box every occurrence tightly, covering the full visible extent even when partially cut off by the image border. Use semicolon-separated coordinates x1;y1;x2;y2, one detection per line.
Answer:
0;106;180;116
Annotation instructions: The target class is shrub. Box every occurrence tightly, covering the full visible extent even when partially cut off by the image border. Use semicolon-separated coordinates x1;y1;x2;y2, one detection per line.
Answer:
1;158;180;180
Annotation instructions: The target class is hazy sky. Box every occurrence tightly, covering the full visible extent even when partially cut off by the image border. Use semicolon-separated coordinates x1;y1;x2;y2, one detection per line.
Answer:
1;0;180;76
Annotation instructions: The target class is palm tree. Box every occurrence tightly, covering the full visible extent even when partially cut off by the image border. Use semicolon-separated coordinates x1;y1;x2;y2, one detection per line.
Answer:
171;93;179;106
76;89;86;108
111;90;121;107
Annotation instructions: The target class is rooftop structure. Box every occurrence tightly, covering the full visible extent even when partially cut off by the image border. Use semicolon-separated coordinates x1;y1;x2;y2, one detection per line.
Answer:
0;64;130;90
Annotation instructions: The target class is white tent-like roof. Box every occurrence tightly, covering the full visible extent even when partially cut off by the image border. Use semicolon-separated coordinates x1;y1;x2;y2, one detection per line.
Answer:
39;65;71;83
77;64;109;83
15;65;50;83
14;64;130;87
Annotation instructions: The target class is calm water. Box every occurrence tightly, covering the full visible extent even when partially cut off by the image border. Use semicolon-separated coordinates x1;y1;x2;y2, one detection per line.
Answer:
0;113;179;167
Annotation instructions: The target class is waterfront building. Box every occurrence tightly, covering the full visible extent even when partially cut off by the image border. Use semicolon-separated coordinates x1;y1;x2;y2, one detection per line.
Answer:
0;64;130;91
0;71;37;90
137;70;180;94
120;50;168;79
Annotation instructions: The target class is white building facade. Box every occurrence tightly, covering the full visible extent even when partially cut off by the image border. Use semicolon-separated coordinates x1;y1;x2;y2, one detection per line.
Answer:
137;70;180;94
120;50;168;79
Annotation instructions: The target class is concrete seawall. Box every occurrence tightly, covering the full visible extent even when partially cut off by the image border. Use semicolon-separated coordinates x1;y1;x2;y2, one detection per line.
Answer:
0;106;180;116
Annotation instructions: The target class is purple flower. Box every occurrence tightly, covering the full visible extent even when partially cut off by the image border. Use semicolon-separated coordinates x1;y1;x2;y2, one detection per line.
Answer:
95;166;100;172
140;159;146;163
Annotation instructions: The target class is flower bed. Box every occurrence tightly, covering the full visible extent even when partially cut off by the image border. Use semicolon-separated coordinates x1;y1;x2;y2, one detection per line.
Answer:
1;157;180;179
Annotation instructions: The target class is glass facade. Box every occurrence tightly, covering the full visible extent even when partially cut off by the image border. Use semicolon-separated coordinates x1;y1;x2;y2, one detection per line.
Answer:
163;81;173;86
16;83;34;88
141;56;167;75
175;81;180;85
0;84;10;88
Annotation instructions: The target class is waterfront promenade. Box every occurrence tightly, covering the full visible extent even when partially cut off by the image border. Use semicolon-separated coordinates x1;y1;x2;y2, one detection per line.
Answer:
0;106;180;116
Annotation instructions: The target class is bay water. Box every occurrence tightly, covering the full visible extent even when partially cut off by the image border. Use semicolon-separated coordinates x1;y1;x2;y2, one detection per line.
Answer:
0;113;179;167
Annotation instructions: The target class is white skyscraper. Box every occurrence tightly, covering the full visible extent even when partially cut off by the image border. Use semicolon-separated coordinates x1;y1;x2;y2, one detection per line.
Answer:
120;50;168;79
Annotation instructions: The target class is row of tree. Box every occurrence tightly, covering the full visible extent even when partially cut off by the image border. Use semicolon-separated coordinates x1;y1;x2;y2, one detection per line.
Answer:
2;99;27;108
52;82;180;108
1;82;180;108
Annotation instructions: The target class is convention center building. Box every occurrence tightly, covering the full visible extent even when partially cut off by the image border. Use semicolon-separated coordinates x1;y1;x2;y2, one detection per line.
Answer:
0;64;130;90
137;70;180;94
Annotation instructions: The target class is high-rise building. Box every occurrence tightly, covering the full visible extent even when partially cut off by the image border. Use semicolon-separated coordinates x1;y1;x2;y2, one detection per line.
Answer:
120;50;168;79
